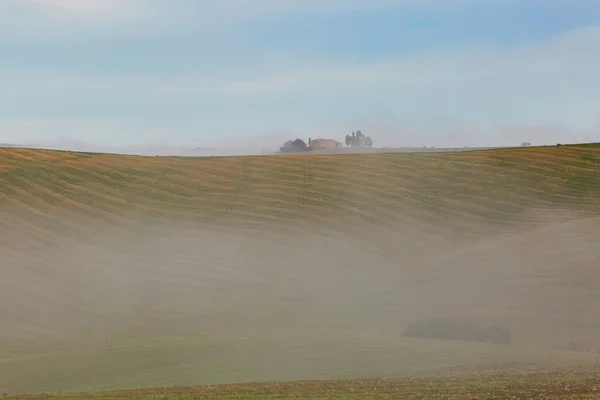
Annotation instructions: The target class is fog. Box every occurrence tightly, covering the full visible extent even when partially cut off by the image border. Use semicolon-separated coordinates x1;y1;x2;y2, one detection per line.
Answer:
1;207;598;363
3;123;597;157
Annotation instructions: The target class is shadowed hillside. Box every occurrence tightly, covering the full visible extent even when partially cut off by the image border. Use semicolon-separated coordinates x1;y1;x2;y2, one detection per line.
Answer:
1;144;599;394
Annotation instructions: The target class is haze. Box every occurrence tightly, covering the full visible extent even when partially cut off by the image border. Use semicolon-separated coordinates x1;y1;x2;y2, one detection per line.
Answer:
1;0;600;154
1;1;600;396
1;146;600;394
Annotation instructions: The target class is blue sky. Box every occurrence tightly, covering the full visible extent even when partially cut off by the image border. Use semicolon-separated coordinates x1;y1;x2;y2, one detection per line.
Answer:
1;0;599;153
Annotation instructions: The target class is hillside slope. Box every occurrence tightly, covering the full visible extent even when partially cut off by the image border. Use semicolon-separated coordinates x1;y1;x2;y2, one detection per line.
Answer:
1;144;599;394
1;144;599;234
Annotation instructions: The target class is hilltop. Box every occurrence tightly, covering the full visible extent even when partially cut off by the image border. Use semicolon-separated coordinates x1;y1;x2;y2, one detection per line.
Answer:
0;143;599;395
1;143;598;231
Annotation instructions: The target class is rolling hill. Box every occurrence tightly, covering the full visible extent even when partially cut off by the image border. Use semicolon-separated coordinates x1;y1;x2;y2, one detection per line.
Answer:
1;144;599;395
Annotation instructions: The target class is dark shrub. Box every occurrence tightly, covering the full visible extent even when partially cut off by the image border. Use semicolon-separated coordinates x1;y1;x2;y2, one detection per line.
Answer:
564;340;591;353
401;318;488;342
486;324;512;344
279;138;310;153
291;138;308;150
402;318;512;344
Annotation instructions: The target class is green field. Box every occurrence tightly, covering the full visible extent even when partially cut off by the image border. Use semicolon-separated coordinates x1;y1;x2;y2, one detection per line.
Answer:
1;144;600;395
6;367;600;399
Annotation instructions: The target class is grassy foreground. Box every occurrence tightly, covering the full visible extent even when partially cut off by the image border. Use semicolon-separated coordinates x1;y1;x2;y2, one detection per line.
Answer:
2;336;598;395
6;367;600;399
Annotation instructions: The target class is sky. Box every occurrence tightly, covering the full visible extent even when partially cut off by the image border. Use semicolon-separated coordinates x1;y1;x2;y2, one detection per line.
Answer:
0;0;599;154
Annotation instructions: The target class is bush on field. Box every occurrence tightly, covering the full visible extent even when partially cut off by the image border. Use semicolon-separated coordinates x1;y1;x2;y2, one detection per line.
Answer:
486;324;512;344
401;318;487;342
401;317;511;344
563;340;591;353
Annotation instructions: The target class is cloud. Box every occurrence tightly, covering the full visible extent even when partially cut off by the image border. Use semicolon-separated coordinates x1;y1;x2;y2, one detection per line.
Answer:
0;0;474;38
167;0;451;23
0;24;599;150
3;25;599;99
0;0;143;40
19;0;125;13
1;0;140;18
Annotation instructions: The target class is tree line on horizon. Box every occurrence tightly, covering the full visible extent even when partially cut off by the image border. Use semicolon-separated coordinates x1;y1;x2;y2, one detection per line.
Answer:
344;130;373;148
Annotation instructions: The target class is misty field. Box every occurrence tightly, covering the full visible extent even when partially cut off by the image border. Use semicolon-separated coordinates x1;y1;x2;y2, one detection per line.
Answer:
1;144;600;395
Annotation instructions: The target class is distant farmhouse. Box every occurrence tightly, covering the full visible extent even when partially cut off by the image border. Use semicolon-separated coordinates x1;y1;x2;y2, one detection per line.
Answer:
309;138;343;150
277;130;373;154
278;137;342;153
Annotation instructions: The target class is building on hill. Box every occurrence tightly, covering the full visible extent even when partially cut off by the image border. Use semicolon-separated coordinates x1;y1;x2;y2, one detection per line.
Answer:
309;138;343;150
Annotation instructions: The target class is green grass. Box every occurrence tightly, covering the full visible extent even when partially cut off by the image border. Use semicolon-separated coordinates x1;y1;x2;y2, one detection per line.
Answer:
6;367;600;399
2;335;598;394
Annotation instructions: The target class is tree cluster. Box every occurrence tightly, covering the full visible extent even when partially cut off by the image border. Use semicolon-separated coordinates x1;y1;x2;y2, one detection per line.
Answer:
345;130;373;148
279;138;310;153
562;340;591;353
